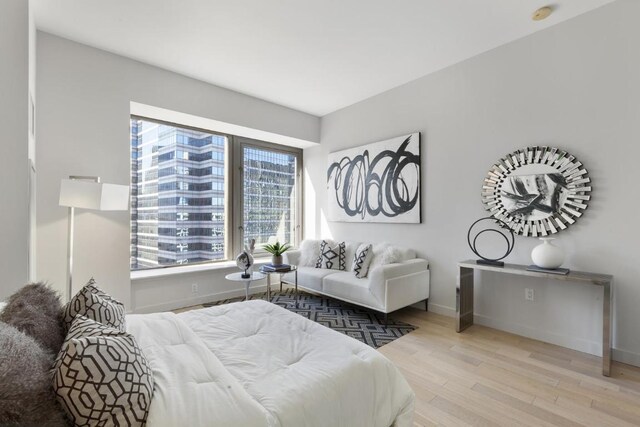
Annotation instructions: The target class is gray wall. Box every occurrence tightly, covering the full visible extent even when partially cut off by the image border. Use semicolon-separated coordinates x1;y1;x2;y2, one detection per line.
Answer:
36;32;320;309
306;0;640;364
0;0;31;298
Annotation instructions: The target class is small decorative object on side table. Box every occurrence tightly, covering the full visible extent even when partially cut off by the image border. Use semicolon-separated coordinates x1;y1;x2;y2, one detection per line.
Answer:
235;239;256;279
467;217;515;267
528;237;569;274
225;271;266;300
263;241;291;266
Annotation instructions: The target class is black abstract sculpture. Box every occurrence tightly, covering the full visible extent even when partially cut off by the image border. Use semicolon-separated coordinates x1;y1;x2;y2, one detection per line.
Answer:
467;217;515;267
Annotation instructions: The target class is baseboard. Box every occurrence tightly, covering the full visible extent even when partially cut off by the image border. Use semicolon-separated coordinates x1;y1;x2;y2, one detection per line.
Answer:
474;313;602;356
612;347;640;368
133;284;270;314
426;302;456;317
474;313;640;367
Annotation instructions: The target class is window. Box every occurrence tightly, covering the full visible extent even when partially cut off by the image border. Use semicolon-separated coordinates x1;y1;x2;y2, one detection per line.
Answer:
130;118;302;272
242;145;298;250
130;119;228;270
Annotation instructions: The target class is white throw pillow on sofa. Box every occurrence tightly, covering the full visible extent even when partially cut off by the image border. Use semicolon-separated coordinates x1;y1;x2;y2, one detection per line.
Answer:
315;240;346;270
368;244;402;272
352;244;373;278
299;239;322;267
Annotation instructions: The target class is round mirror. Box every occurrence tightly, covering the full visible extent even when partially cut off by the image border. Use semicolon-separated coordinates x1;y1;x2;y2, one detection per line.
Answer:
482;146;591;236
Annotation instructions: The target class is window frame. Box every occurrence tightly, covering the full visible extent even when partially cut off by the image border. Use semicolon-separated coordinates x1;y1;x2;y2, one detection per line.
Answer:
232;136;303;257
130;115;303;273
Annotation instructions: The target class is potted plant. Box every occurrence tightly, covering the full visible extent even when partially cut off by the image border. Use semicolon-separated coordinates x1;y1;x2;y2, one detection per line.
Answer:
263;241;291;266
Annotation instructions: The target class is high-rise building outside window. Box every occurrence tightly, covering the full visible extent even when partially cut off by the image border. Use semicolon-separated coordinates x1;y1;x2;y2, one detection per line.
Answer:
130;117;301;271
243;146;297;248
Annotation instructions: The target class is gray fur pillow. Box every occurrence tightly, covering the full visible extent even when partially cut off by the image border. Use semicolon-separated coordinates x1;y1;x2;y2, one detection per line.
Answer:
0;283;65;354
0;322;69;426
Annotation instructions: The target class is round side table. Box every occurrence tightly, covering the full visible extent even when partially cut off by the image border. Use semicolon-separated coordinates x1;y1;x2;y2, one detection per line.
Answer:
225;271;266;300
259;265;298;304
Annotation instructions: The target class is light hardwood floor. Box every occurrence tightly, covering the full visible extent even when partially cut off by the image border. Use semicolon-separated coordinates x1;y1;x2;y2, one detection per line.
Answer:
176;301;640;427
382;307;640;427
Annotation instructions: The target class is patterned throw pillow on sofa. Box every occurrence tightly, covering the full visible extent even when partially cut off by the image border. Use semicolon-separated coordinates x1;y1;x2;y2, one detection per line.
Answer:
352;243;373;278
53;316;154;427
315;240;346;270
62;278;126;333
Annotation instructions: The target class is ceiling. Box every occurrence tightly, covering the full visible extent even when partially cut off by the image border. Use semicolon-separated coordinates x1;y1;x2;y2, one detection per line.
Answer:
33;0;616;116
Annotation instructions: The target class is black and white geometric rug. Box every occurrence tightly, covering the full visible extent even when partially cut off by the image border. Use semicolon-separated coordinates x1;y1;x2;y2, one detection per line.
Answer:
203;288;416;348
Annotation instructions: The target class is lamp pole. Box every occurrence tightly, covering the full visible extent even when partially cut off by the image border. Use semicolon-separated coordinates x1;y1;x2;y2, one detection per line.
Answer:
66;176;100;301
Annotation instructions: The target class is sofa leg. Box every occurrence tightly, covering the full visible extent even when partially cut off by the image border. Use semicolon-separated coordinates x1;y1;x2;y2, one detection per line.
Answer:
425;298;429;312
384;313;388;326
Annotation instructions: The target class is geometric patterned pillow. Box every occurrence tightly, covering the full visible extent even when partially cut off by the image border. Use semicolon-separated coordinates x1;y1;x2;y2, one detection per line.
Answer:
62;278;126;333
53;315;125;372
352;243;373;278
53;316;154;427
315;240;346;270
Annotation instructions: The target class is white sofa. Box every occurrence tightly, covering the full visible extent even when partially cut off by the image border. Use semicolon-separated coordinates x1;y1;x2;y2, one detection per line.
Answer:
282;240;429;318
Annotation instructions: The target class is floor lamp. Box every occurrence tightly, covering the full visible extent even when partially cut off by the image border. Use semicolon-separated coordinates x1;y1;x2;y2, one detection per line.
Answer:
59;176;129;301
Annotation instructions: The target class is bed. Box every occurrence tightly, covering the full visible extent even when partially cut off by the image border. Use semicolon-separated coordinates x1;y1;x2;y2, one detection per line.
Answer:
127;299;414;427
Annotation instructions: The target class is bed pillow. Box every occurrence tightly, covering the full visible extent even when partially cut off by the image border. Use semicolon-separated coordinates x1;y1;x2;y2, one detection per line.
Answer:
0;282;65;354
53;315;127;372
62;279;125;333
352;243;373;278
53;316;154;427
315;240;346;270
0;322;69;427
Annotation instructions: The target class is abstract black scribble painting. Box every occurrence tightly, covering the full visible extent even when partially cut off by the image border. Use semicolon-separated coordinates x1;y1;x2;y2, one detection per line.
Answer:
327;133;421;223
501;173;568;221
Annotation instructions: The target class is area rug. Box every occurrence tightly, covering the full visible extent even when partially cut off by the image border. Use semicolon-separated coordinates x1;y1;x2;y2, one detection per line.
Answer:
203;288;416;348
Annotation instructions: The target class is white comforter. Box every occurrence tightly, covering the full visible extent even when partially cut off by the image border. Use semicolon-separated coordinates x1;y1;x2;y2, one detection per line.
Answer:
127;300;414;427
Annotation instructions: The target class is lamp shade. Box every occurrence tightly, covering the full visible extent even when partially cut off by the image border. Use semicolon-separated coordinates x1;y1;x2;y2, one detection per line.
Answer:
59;179;129;211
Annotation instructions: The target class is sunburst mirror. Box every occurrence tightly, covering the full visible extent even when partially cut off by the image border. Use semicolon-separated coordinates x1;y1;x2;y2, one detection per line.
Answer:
482;146;591;237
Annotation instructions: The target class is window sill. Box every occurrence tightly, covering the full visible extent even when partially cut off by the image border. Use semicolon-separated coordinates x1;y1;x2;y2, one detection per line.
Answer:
131;257;272;281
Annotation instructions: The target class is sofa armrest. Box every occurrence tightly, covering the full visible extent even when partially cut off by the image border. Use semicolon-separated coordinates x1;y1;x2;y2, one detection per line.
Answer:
369;258;429;282
369;259;430;312
283;250;301;266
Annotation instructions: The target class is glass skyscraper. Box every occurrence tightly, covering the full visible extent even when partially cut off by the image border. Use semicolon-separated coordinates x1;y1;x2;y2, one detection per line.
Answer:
242;146;297;247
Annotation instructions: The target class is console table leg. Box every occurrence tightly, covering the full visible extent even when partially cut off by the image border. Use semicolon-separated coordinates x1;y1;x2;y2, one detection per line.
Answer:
602;280;613;376
456;266;474;332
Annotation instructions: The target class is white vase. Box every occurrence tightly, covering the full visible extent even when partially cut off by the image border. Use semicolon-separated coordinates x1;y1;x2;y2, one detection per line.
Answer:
531;238;565;269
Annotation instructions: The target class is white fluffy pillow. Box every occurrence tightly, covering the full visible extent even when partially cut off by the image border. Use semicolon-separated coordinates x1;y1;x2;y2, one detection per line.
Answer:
298;240;322;267
381;246;401;265
368;244;401;272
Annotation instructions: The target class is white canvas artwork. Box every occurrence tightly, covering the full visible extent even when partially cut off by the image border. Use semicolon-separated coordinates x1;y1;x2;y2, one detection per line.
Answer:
327;133;421;223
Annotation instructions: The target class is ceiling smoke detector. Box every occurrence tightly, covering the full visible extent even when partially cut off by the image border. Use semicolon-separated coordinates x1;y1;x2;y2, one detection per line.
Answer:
532;6;553;21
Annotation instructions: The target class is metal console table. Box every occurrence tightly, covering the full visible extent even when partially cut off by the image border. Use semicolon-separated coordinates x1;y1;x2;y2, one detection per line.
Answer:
456;260;613;376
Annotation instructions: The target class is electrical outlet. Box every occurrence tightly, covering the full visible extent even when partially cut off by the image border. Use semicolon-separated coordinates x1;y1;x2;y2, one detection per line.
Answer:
191;283;199;294
525;288;534;301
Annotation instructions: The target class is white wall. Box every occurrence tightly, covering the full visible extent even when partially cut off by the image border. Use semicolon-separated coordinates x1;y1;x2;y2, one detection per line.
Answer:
36;32;320;310
28;0;37;282
0;0;31;298
306;1;640;363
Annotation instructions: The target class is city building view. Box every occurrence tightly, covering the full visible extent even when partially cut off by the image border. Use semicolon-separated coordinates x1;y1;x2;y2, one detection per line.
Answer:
130;118;297;270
